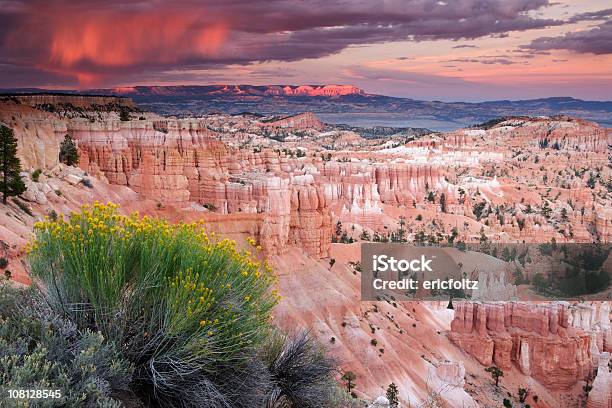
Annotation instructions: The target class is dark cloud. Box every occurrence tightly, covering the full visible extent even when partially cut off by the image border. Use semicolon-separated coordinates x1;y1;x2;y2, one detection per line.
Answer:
568;8;612;22
480;58;518;65
444;55;518;65
452;44;477;49
524;20;612;55
0;0;561;86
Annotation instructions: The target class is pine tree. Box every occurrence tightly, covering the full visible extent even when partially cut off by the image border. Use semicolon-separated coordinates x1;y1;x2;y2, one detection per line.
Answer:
0;125;26;204
119;109;131;121
485;366;504;387
341;371;356;394
386;383;399;407
59;134;79;166
440;192;447;213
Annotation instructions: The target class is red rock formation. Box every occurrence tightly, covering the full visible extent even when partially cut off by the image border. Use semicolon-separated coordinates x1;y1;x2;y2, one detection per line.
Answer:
586;352;612;408
278;84;364;97
259;112;324;131
450;302;609;389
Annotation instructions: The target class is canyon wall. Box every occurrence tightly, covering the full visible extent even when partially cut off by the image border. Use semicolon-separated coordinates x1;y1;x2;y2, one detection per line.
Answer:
8;94;135;109
450;301;611;389
586;352;611;408
73;119;334;257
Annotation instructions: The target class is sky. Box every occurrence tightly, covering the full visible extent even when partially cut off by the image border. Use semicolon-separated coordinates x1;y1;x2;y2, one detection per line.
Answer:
0;0;611;101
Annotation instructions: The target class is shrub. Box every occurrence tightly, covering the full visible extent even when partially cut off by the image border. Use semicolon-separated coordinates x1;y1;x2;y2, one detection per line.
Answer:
0;257;7;269
13;198;32;216
28;202;279;407
119;109;131;121
518;387;528;403
32;168;42;182
262;331;337;408
0;284;133;407
341;371;356;394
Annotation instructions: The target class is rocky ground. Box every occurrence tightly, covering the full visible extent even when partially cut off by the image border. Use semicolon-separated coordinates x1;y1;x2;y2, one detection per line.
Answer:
0;94;610;407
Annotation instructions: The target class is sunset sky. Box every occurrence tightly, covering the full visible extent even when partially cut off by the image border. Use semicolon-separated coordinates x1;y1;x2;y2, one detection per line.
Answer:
0;0;611;101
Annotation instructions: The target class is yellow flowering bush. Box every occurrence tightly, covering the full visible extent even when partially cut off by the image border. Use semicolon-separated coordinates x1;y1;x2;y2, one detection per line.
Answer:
28;202;279;402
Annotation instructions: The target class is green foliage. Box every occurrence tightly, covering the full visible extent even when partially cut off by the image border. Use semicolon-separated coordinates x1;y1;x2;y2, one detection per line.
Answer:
561;207;568;221
455;241;467;251
48;209;58;221
485;366;504;387
532;273;547;293
518;387;528;403
448;227;459;244
341;371;356;393
472;201;486;220
261;331;337;408
541;201;552;218
13;198;32;215
386;383;399;407
536;244;611;296
426;191;436;203
586;173;596;189
503;398;513;408
0;257;7;269
119;109;131;121
59;134;79;166
28;202;279;407
0;125;26;204
360;230;371;241
0;285;132;407
32;168;42;182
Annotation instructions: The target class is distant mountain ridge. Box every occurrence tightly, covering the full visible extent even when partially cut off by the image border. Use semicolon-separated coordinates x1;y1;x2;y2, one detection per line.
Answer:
98;84;366;97
2;85;611;130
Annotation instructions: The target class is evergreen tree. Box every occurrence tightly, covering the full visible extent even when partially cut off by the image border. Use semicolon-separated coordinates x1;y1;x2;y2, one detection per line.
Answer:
440;192;447;213
59;134;79;166
485;366;504;387
119;109;131;121
561;207;568;221
0;125;26;204
386;383;399;407
518;387;528;403
341;371;356;394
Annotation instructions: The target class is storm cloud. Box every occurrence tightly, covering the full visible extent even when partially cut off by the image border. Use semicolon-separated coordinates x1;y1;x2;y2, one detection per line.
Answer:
524;20;612;55
0;0;561;86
